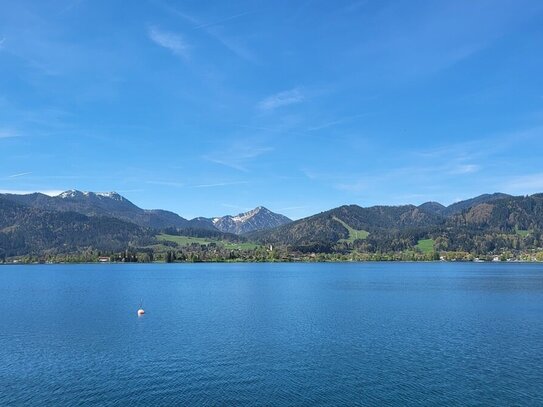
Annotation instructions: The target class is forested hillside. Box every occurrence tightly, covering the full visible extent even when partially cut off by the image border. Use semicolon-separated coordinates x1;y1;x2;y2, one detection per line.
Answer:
250;194;543;255
2;191;543;262
0;197;151;259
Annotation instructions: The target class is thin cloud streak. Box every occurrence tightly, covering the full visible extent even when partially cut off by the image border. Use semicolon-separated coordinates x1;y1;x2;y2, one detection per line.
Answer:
204;157;248;172
258;89;304;111
449;164;480;175
305;113;369;132
418;126;543;161
8;172;32;178
203;144;273;172
148;25;189;58
161;4;257;62
0;129;19;139
193;10;255;30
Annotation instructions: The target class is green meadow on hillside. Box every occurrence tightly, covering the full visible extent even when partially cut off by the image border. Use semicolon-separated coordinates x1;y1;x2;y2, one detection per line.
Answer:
157;234;259;250
416;239;435;254
333;216;370;243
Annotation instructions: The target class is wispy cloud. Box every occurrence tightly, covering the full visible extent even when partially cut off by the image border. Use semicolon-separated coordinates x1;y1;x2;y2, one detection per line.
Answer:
0;129;19;139
204;143;273;172
208;29;256;62
0;37;5;48
193;10;254;30
449;164;480;175
257;89;304;111
8;172;32;178
161;5;257;63
350;1;540;81
330;161;484;196
148;26;189;58
303;155;486;201
416;126;543;176
305;113;368;132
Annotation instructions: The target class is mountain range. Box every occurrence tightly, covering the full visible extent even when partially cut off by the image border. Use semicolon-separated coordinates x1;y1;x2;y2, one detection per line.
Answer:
1;190;543;259
250;192;518;245
0;190;291;257
250;192;543;254
0;190;291;233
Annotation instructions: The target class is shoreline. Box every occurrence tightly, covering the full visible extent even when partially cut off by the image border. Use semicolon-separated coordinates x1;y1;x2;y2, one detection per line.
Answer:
2;259;542;266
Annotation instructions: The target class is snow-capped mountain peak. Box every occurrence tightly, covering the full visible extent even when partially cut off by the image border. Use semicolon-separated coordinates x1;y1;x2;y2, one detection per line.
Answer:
96;192;123;201
57;190;123;201
212;206;291;234
58;190;85;199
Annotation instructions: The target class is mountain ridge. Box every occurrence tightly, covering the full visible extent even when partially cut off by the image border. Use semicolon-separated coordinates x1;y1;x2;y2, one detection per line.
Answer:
249;193;543;253
212;206;292;234
1;190;189;230
0;190;292;235
2;190;543;259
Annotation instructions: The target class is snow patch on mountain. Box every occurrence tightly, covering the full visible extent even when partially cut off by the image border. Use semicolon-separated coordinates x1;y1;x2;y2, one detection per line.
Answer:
212;206;291;234
96;192;123;201
57;190;123;201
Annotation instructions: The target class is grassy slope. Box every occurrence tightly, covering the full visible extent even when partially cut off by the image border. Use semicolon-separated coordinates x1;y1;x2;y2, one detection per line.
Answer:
157;234;258;250
333;216;369;243
416;239;435;254
222;241;259;250
157;234;212;245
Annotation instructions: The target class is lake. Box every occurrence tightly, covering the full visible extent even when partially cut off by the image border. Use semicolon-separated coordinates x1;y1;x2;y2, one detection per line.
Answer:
1;262;542;406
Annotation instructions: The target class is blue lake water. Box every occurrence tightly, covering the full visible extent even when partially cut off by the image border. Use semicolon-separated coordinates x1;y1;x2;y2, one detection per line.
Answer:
1;262;543;406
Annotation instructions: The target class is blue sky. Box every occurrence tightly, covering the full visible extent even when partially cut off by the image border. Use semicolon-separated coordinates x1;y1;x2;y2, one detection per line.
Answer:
1;0;543;219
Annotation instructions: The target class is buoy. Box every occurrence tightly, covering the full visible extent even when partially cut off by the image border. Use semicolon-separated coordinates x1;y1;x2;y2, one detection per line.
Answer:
137;299;145;316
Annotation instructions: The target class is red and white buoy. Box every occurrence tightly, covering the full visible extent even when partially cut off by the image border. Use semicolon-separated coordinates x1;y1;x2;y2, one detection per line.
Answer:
137;299;145;316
